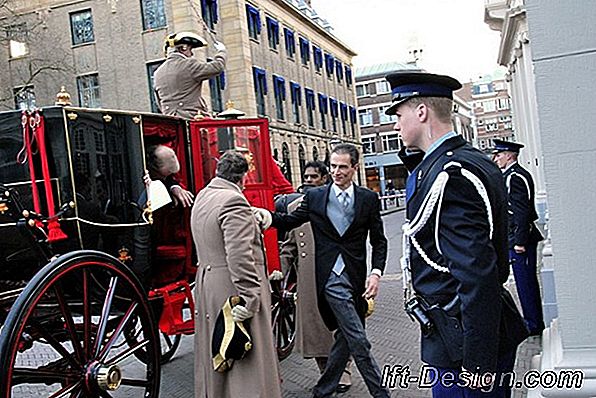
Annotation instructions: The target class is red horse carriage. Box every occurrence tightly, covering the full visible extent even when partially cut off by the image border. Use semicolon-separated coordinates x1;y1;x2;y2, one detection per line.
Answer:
0;106;297;397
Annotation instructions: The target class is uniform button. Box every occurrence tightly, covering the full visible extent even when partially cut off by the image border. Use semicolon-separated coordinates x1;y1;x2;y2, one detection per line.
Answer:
206;314;210;319
301;252;307;258
165;105;170;110
207;265;212;271
178;102;184;106
299;242;305;247
446;151;453;156
299;232;305;237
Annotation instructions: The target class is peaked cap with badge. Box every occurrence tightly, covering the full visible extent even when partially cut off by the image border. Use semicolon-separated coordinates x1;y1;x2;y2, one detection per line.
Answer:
492;139;525;154
384;71;462;116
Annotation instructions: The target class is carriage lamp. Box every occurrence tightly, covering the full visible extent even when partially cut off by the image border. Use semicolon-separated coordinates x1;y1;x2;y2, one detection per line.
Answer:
218;100;246;119
55;86;72;106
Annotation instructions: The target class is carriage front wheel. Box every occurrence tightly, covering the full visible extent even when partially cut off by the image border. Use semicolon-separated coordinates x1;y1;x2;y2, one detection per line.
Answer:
270;263;297;361
0;250;160;398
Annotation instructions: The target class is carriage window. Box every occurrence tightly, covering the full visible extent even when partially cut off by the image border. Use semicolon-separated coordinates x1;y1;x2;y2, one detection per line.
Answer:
14;86;36;110
147;61;163;113
141;0;167;30
77;74;101;108
70;9;95;45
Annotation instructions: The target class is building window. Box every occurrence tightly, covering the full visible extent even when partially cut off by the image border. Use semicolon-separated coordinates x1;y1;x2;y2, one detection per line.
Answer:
345;65;353;86
483;100;496;113
246;4;261;40
378;105;397;125
290;82;301;124
329;98;338;132
318;94;328;130
299;37;310;65
6;23;29;58
141;0;167;30
340;102;348;135
473;83;493;95
298;144;306;181
356;84;369;98
305;88;315;128
349;106;356;137
282;143;292;183
497;97;510;110
335;60;344;82
313;46;323;72
381;133;400;152
376;80;390;94
324;53;334;78
312;146;319;161
147;61;163;113
209;72;226;113
266;17;279;50
362;135;376;154
201;0;218;30
70;9;95;45
284;28;295;59
273;75;286;120
358;109;373;126
77;74;101;108
14;86;35;110
252;67;267;115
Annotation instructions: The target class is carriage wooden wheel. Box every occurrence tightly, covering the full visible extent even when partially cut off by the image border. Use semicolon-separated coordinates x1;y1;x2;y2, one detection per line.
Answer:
0;250;161;398
270;262;298;361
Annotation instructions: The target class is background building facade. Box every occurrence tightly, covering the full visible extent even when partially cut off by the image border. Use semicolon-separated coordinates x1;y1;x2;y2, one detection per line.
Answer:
0;0;361;187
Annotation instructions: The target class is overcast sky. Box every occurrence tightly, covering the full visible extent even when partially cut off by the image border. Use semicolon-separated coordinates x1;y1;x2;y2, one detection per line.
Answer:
311;0;505;83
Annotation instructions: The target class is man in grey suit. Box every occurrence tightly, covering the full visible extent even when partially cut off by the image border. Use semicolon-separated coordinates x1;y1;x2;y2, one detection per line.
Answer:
260;144;389;398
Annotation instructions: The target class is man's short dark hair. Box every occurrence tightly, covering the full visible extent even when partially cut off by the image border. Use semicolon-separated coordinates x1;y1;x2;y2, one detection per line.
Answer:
332;143;360;166
216;150;249;183
304;160;329;177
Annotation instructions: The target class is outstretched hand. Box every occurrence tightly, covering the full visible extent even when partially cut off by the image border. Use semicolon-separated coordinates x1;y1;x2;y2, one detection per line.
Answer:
171;186;194;208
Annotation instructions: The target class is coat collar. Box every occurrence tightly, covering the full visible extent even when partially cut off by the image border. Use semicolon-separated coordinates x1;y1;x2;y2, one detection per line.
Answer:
408;135;467;202
207;177;243;193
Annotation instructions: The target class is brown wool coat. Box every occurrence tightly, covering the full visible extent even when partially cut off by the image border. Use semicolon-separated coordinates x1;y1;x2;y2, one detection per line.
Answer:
191;177;281;398
154;49;226;119
279;197;334;358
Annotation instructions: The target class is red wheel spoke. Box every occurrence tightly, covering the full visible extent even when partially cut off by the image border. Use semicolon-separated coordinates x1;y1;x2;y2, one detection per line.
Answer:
97;302;138;362
162;333;174;349
12;367;79;385
83;269;92;360
93;276;118;357
105;338;150;366
53;283;85;363
47;380;82;398
121;378;151;387
30;320;81;369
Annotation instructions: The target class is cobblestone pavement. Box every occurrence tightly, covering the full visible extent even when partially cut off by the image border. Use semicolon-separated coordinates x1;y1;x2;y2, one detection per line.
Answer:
11;210;543;397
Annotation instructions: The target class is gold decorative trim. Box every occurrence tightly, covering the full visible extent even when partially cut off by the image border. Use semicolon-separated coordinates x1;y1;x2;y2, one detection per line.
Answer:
67;112;78;121
132;116;141;124
103;114;113;123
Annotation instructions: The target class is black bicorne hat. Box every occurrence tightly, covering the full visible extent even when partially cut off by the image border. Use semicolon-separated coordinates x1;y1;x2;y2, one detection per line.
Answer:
212;296;253;372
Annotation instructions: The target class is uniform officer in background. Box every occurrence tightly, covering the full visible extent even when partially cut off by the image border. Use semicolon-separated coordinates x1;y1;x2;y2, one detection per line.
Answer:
279;161;353;393
154;31;226;119
387;71;528;397
492;139;545;336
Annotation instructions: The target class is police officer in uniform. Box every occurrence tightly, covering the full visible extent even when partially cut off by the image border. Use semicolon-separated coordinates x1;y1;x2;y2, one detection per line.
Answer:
386;71;528;397
154;31;226;119
492;139;545;336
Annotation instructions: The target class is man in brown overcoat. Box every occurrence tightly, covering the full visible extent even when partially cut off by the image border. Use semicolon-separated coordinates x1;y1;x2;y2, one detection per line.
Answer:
191;151;281;398
154;31;226;119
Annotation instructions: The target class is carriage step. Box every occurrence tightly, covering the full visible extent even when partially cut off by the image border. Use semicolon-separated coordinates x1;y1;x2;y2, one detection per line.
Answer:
149;281;195;335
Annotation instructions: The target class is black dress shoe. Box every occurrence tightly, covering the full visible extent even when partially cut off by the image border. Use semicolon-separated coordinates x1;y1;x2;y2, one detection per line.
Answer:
336;383;351;393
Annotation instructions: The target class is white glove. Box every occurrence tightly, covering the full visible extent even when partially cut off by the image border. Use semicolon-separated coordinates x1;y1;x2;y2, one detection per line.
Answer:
268;270;284;281
231;304;253;322
213;41;226;52
251;207;272;230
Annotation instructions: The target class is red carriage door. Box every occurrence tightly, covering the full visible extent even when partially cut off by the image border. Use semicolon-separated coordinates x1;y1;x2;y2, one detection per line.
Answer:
189;118;281;273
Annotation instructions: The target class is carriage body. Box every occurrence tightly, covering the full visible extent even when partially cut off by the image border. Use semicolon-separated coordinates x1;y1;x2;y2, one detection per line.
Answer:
0;106;288;397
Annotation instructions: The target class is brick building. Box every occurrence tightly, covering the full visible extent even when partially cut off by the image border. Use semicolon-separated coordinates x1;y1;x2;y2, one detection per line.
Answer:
355;62;473;195
0;0;360;186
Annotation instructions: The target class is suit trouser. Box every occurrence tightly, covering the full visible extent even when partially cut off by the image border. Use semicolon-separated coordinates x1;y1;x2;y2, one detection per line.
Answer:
510;244;545;334
312;272;389;398
430;350;516;398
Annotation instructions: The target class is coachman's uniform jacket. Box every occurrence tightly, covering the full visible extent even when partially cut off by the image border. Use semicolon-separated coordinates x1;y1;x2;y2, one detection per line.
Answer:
191;177;281;398
400;135;527;372
154;49;226;119
271;183;387;331
503;162;543;247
